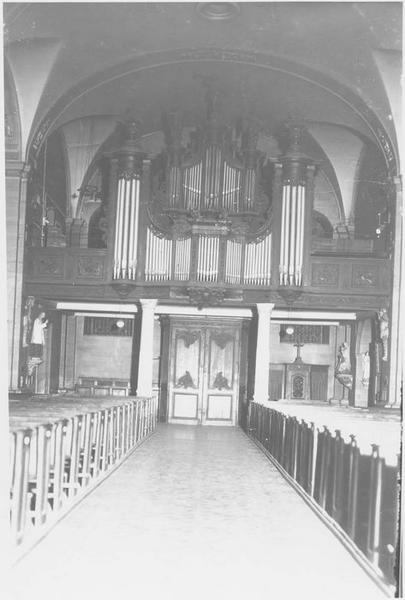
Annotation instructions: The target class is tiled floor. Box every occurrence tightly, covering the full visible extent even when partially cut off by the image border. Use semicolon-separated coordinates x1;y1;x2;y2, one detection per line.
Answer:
10;425;388;600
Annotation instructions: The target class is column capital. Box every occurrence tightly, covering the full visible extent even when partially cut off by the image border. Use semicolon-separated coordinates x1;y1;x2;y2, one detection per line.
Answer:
140;298;158;312
256;302;275;316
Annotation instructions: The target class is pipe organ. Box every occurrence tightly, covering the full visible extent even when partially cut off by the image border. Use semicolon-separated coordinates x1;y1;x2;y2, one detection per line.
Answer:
109;115;315;297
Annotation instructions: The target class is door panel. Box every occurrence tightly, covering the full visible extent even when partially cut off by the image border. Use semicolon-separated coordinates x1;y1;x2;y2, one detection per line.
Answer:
170;328;202;425
168;318;241;426
206;394;233;421
310;365;328;401
172;392;199;420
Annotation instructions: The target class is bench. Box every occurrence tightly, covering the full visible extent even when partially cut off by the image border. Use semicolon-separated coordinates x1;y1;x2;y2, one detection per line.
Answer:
76;377;131;397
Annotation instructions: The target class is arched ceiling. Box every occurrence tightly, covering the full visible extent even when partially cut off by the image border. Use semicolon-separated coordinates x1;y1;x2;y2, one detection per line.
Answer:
4;2;402;170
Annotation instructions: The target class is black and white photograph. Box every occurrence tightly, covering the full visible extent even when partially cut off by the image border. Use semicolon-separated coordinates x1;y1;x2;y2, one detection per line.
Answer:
2;2;403;599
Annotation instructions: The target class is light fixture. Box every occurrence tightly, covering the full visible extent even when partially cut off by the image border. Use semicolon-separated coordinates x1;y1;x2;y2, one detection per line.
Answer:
376;210;390;239
116;319;125;329
196;2;240;20
286;325;294;336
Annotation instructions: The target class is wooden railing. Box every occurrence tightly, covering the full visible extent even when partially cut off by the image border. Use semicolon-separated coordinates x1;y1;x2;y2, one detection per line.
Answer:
24;247;391;298
248;402;400;594
9;396;157;559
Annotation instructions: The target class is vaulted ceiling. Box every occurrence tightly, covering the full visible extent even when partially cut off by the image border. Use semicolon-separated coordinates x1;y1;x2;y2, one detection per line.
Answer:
4;2;402;175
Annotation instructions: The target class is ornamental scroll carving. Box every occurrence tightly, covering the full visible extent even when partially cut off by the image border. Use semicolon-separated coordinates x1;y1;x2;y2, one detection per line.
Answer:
210;331;233;349
213;372;231;390
176;330;199;348
187;287;225;309
175;370;196;388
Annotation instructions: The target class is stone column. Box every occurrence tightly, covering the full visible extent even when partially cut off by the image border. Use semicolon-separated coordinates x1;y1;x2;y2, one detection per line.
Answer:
136;299;157;397
253;303;275;404
6;161;30;390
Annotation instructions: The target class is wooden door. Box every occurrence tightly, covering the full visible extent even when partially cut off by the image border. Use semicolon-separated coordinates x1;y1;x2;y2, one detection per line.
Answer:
167;318;241;426
310;365;329;401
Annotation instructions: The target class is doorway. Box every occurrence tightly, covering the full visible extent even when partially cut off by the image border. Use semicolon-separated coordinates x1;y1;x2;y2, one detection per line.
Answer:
167;317;242;426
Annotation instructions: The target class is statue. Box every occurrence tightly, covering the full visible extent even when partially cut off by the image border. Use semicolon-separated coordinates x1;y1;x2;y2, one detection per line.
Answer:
22;296;35;348
30;312;48;358
335;341;352;390
336;342;351;374
378;308;389;361
361;351;370;386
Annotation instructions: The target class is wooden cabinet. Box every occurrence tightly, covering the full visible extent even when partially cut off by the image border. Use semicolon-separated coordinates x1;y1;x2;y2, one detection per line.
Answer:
285;363;311;400
269;363;329;401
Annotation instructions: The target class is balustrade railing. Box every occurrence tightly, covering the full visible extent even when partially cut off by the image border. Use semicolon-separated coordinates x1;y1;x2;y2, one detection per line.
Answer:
248;402;399;593
9;396;157;557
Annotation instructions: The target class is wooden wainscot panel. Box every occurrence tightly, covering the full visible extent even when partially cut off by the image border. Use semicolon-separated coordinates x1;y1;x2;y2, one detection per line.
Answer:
76;254;105;280
34;252;65;279
311;263;340;287
351;263;379;289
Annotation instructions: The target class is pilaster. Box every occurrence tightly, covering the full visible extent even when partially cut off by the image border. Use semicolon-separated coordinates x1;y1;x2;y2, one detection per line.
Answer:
136;299;158;397
253;302;275;404
6;161;30;390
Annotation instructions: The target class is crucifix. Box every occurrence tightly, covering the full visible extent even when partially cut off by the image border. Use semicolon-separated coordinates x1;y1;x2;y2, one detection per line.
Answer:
293;340;304;363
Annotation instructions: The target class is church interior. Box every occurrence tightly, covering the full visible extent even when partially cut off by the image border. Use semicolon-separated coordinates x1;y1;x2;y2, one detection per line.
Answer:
3;2;403;598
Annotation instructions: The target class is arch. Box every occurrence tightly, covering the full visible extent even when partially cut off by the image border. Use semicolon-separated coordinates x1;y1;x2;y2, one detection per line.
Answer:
312;211;333;239
26;48;398;175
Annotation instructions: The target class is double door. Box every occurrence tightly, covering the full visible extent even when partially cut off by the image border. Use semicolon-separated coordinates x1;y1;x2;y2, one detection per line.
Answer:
167;318;241;426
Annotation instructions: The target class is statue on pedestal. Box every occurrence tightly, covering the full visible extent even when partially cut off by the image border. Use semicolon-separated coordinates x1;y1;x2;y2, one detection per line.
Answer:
377;308;389;361
335;342;353;389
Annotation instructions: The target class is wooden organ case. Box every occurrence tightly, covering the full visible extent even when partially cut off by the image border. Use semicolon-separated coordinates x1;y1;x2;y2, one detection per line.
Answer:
108;107;278;298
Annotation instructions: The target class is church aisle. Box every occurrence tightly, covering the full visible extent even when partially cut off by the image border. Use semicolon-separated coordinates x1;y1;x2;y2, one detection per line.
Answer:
10;425;387;600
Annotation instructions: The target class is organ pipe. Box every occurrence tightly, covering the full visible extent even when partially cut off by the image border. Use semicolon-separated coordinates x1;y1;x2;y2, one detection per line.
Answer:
278;123;313;287
225;239;242;284
197;235;219;282
243;233;272;285
174;237;191;280
145;228;173;281
112;120;144;281
113;176;141;280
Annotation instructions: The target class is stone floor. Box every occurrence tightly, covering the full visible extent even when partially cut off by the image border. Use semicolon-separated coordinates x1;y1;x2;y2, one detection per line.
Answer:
10;425;389;600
